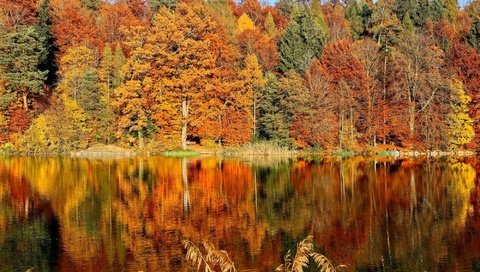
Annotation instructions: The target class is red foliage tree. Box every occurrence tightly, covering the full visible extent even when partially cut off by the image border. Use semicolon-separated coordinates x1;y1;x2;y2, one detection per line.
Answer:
319;39;369;149
237;29;279;71
291;60;338;148
7;103;31;136
233;0;264;26
50;0;100;56
97;2;143;46
0;0;37;28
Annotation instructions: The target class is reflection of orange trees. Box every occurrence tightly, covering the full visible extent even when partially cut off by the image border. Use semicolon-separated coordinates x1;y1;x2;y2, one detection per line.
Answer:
21;158;91;218
16;157;125;269
0;160;13;236
112;158;164;271
107;157;479;271
185;158;268;256
0;158;43;228
1;156;272;271
447;159;480;271
266;158;476;271
287;158;370;265
0;156;477;271
113;157;271;270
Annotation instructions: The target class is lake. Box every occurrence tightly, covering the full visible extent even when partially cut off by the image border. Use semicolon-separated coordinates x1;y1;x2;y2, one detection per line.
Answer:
0;156;479;271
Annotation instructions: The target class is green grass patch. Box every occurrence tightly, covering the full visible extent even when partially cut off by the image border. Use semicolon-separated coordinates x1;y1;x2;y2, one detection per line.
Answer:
162;149;200;157
375;150;393;157
221;141;295;155
0;143;14;156
334;149;355;157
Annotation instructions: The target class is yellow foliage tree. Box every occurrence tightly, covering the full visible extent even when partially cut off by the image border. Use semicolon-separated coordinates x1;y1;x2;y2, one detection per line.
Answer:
57;46;97;100
239;54;264;139
18;94;89;152
237;13;255;33
111;26;151;147
447;79;475;149
145;3;220;149
111;81;149;146
16;114;52;153
57;45;115;144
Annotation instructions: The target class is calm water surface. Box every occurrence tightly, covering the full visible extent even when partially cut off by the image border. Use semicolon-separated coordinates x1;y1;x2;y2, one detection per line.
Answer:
0;156;480;271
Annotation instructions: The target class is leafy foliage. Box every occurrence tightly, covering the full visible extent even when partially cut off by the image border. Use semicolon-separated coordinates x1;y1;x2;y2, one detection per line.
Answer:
1;0;479;152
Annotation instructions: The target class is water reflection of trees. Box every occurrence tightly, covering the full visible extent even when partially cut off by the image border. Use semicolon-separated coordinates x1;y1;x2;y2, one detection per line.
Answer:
0;156;478;271
267;158;477;271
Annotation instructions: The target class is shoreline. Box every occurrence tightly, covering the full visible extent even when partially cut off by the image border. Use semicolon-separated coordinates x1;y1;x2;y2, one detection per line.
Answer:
2;147;476;159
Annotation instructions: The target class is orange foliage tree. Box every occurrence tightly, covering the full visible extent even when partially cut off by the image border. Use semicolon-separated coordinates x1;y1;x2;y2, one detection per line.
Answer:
50;0;99;56
96;2;143;46
0;0;37;28
318;39;369;149
237;29;279;71
291;60;337;148
136;1;252;148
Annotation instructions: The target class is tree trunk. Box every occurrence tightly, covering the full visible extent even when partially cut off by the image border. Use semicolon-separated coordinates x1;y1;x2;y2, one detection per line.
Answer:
383;56;387;145
350;107;354;144
181;97;188;150
182;157;190;214
339;114;344;149
23;94;28;111
218;113;223;147
138;130;144;149
253;99;256;140
367;86;372;145
408;93;415;138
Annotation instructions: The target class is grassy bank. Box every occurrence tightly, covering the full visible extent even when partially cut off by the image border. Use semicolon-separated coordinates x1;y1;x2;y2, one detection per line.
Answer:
219;142;296;156
162;150;200;157
2;141;476;158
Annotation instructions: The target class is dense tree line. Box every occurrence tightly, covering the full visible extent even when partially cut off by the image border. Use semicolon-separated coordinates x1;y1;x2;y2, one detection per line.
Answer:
0;0;479;152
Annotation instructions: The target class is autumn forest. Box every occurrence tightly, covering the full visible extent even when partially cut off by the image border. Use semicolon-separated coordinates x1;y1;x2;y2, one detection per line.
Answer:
1;0;480;153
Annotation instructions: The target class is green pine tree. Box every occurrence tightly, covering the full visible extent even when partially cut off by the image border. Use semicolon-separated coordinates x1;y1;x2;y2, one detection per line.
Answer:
80;0;100;10
0;26;47;110
279;20;307;73
257;72;292;146
345;0;372;39
467;20;480;52
149;0;178;15
440;0;458;23
264;12;277;37
113;44;126;89
77;71;115;143
279;6;327;74
36;0;58;86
